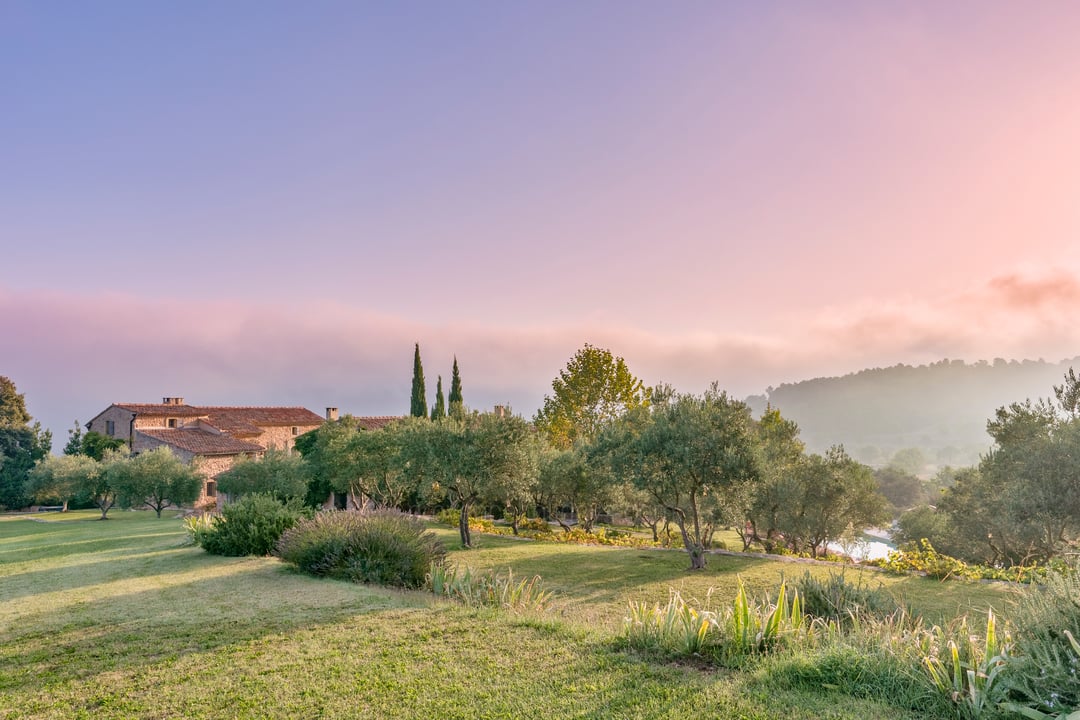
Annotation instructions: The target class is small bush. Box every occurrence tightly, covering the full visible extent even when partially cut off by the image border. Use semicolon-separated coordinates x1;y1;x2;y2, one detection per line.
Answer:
872;539;1051;583
517;516;553;534
277;509;445;588
194;494;309;556
435;507;460;526
795;570;901;626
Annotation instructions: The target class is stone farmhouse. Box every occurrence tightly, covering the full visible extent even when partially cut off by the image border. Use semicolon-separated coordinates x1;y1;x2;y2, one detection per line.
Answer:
86;397;328;506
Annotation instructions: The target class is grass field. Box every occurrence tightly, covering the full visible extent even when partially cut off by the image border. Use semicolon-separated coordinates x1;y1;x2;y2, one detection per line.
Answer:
0;510;1016;719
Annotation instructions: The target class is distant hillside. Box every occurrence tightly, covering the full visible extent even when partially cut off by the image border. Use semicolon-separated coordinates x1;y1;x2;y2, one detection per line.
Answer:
746;357;1080;467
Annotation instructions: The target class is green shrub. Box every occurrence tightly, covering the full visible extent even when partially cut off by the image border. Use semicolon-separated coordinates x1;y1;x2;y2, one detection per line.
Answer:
277;509;445;588
517;516;553;534
435;507;460;526
794;570;901;625
194;494;309;556
873;539;1052;583
1000;566;1080;716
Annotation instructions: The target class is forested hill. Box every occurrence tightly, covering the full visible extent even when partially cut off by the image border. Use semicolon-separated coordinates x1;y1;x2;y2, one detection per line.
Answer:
746;357;1080;467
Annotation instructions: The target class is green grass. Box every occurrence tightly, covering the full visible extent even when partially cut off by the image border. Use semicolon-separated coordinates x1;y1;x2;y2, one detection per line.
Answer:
0;511;1015;719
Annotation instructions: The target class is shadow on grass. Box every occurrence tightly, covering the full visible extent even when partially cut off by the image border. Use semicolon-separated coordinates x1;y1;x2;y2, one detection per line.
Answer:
0;560;429;694
0;544;214;602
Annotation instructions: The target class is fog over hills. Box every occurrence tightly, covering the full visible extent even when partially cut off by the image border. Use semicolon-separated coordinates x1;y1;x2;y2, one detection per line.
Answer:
746;357;1080;467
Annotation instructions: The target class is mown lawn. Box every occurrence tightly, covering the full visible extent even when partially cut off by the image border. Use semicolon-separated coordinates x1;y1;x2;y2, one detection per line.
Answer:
0;511;1015;719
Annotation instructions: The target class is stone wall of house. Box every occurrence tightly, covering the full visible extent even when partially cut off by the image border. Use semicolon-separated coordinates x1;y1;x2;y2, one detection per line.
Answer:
87;406;137;445
255;424;320;452
196;455;241;509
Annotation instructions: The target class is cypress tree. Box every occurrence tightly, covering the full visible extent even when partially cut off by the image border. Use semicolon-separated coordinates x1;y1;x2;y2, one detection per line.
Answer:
449;356;464;419
431;376;446;420
410;343;428;418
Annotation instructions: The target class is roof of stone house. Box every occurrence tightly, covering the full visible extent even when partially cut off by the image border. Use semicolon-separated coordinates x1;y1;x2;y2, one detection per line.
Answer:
199;407;326;427
110;404;325;428
138;428;266;455
353;416;403;430
113;403;207;417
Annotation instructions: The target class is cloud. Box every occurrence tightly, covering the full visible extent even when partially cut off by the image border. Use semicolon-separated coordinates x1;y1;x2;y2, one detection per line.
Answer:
4;271;1080;449
803;270;1080;370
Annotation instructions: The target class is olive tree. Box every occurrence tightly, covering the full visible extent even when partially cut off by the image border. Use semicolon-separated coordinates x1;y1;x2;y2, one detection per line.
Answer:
112;447;203;517
403;412;535;548
26;454;101;511
216;449;309;501
600;386;760;570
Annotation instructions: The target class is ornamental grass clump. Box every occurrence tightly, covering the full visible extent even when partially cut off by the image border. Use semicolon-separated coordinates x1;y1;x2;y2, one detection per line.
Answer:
623;579;813;665
276;509;445;588
426;563;554;612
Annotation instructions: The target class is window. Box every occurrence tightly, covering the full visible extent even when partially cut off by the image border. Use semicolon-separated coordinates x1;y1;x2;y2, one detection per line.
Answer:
291;426;299;436
205;481;217;498
105;420;116;436
167;418;177;428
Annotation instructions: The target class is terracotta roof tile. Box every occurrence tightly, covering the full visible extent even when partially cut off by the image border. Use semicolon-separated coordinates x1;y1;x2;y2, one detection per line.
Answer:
138;429;265;455
199;407;326;427
114;403;207;417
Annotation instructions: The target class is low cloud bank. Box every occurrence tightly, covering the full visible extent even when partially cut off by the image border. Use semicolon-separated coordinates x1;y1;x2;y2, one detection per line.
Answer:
4;269;1080;448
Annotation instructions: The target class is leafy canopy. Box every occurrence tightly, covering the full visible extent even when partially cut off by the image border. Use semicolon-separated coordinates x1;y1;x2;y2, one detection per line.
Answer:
534;344;646;449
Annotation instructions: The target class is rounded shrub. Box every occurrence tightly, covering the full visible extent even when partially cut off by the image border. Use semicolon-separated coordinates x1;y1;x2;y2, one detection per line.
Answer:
276;509;446;588
195;494;310;557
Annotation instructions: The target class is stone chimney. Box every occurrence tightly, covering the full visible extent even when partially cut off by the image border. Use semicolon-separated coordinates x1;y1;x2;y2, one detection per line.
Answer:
162;397;185;406
326;407;339;421
493;405;507;418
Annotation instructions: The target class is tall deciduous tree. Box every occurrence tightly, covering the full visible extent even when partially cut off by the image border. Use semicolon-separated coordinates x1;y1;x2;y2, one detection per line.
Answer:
534;344;647;449
431;376;446;420
410;343;427;418
448;356;464;419
0;376;31;427
0;376;51;510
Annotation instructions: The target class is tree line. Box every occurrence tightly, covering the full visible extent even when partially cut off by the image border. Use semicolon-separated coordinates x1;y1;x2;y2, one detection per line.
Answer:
10;344;1076;571
288;344;891;569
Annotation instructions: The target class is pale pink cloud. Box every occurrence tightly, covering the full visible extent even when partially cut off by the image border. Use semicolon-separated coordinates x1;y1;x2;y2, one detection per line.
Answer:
4;271;1080;449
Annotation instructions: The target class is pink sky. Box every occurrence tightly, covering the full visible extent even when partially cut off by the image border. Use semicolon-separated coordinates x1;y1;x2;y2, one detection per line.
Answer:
3;3;1080;444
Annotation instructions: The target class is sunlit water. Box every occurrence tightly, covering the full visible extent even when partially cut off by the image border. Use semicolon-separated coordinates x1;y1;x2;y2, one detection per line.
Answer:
827;530;895;562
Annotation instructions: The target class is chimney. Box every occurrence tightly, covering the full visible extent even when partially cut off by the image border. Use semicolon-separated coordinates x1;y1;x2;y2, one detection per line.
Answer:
163;397;185;406
326;407;339;421
493;405;507;418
